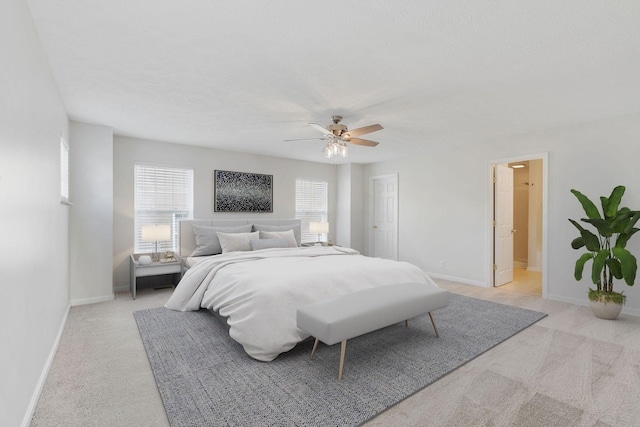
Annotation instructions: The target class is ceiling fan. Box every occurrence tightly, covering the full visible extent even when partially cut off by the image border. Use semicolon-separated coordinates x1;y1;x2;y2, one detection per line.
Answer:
286;115;383;158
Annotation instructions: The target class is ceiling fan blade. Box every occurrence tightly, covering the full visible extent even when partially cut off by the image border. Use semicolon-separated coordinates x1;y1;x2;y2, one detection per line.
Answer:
348;137;379;147
344;124;383;138
284;137;325;142
309;123;331;135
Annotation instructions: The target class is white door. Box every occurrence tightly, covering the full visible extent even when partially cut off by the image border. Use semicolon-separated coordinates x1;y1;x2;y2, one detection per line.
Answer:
494;164;514;286
372;174;398;260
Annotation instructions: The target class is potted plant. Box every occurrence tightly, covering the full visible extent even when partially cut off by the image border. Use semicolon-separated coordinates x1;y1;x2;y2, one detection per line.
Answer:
569;185;639;319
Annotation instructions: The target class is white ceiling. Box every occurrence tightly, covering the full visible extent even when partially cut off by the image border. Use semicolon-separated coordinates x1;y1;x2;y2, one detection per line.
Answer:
26;0;640;164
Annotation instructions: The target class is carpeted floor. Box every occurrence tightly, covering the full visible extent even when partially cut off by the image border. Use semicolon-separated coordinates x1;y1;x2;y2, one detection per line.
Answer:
134;294;546;427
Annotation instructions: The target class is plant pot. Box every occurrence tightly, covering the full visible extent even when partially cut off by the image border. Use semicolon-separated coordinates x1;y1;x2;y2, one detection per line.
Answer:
589;300;623;320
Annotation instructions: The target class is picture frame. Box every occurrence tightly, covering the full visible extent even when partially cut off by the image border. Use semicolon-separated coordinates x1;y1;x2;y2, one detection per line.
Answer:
213;170;273;212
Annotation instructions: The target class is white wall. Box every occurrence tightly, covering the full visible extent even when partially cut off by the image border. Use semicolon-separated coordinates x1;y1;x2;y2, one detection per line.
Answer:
113;136;339;291
69;121;114;305
364;113;640;315
336;164;352;248
364;149;488;283
350;164;365;252
528;159;543;271
336;164;365;251
0;1;70;426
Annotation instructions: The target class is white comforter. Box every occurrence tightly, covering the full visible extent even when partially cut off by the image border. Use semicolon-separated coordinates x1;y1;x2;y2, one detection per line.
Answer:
165;246;438;361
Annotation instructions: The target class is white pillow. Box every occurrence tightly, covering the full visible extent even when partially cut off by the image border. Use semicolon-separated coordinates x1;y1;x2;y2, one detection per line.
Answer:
217;231;260;253
250;238;290;251
259;230;298;248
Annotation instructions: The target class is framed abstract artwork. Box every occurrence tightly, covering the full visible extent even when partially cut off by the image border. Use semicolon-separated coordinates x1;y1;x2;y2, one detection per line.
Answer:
213;170;273;212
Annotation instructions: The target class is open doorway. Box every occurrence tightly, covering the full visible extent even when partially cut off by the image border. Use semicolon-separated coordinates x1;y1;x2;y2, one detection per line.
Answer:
489;153;548;298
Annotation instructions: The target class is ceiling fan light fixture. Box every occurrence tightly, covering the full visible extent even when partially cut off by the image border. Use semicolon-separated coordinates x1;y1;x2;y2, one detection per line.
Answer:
324;137;348;159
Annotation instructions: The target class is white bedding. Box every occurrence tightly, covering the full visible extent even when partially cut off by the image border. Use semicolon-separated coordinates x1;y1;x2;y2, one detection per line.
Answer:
165;246;438;361
184;256;207;268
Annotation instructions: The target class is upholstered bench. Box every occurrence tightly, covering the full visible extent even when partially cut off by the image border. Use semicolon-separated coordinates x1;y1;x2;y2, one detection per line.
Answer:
296;282;449;380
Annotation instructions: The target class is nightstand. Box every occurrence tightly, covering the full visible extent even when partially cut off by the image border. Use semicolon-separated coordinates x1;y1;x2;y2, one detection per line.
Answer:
130;254;183;299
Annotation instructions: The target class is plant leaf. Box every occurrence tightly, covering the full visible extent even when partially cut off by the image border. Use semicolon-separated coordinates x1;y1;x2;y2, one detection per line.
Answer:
616;228;640;249
571;189;601;220
568;218;586;232
606;258;623;279
581;229;601;252
571;237;585;250
604;186;625;218
582;218;612;237
568;219;600;251
600;196;609;218
623;211;640;233
592;250;609;284
612;247;637;286
610;212;633;233
574;252;593;281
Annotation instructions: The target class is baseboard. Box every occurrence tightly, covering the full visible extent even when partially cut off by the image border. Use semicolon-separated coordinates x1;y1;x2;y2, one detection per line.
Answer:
622;305;640;317
547;293;640;318
427;272;487;288
71;293;114;306
526;266;542;272
113;284;128;293
21;304;70;427
546;293;587;307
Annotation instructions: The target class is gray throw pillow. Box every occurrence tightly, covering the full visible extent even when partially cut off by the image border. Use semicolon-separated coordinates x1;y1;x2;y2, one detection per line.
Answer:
259;230;298;248
252;223;301;246
191;224;252;256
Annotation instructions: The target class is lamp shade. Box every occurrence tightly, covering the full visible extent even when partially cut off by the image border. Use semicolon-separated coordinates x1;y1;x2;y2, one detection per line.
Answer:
309;222;329;234
141;224;171;242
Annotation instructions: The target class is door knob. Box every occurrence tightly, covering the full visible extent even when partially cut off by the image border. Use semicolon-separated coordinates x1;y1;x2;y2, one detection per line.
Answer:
511;229;517;233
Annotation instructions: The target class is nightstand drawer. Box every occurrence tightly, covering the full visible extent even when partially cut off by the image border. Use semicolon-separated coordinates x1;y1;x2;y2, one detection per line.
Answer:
134;263;182;277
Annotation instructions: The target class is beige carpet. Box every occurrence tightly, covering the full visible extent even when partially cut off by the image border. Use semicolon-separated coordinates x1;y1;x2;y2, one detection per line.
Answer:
31;280;640;426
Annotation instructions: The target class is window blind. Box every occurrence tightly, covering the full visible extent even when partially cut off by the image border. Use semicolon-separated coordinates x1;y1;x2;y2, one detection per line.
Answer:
134;164;194;253
295;179;328;243
60;137;69;203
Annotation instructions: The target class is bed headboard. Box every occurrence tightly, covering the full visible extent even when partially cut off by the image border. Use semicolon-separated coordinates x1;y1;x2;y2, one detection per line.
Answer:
178;218;301;258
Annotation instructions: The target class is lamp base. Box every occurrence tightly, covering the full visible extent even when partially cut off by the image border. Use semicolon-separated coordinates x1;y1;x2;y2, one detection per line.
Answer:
152;242;161;262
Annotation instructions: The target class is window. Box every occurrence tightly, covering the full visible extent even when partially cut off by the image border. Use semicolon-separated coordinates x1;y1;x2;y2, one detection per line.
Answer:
60;136;69;203
295;178;328;243
134;164;194;253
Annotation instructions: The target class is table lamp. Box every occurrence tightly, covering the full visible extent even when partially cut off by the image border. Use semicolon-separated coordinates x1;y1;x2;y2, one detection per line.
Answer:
141;224;171;261
309;222;329;245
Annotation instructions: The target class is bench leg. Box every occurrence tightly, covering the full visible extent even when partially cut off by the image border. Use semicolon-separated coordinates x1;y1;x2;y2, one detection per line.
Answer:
338;340;347;381
405;319;408;327
310;338;319;360
428;312;440;337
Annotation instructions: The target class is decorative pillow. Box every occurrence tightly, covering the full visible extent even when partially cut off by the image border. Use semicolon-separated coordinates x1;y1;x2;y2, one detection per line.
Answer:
259;230;298;248
190;224;252;256
217;231;260;253
250;238;290;251
253;223;301;246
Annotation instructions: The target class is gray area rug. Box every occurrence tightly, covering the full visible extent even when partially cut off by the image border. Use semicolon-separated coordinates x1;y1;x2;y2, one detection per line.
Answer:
134;294;546;427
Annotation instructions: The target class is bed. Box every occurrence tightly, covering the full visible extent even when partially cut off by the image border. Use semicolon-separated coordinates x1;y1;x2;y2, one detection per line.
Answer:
165;218;441;361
